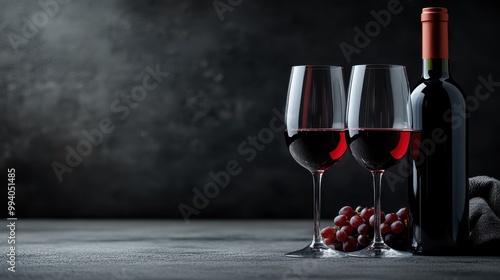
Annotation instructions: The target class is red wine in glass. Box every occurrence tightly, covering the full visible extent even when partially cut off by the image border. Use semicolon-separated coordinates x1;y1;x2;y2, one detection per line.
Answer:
347;129;411;172
285;129;347;172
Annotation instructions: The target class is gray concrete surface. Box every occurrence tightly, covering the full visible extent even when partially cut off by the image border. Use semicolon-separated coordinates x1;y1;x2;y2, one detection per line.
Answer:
1;220;499;279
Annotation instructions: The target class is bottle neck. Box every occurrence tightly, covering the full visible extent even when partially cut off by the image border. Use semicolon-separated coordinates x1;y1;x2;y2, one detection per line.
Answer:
422;58;450;79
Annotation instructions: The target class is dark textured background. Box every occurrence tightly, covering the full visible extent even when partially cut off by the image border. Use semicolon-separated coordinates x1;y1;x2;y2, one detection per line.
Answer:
1;0;499;219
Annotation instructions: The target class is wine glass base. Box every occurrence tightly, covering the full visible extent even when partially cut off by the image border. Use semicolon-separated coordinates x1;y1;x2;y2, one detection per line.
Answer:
348;243;412;258
285;242;345;258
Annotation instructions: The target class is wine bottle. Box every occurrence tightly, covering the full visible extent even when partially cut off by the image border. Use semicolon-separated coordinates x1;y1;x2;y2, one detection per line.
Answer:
409;7;469;255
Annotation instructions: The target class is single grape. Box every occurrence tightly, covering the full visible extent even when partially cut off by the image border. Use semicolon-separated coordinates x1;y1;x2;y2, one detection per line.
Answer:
357;234;370;246
380;222;391;234
357;223;370;235
368;211;387;226
397;207;408;220
391;221;405;234
340;225;353;236
334;215;349;227
385;213;398;224
320;226;335;239
359;207;371;222
384;233;395;246
343;236;357;252
339;206;355;218
336;230;348;243
324;238;334;246
355;205;364;213
350;215;364;228
369;215;375;227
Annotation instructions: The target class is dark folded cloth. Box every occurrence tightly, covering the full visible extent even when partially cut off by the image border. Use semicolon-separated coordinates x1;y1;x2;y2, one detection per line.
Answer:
469;176;500;255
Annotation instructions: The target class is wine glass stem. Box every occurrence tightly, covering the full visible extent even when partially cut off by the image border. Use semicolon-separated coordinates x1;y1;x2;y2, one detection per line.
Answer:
311;171;324;244
371;171;385;247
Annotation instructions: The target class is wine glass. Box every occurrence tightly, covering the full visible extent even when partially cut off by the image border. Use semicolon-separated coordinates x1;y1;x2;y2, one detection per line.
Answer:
284;65;347;258
345;64;412;258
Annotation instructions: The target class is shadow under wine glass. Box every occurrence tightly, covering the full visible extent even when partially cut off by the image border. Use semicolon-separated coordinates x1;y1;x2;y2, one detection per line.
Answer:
284;65;347;258
345;64;413;258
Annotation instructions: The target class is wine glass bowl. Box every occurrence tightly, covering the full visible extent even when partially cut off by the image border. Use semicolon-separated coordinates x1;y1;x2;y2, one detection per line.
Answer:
284;65;347;258
284;129;346;173
346;64;412;258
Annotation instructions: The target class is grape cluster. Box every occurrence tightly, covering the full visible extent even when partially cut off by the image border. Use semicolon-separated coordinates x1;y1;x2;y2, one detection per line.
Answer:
321;206;409;252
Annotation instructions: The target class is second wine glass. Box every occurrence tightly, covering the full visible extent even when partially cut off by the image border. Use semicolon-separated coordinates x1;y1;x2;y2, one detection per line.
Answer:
346;64;412;258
